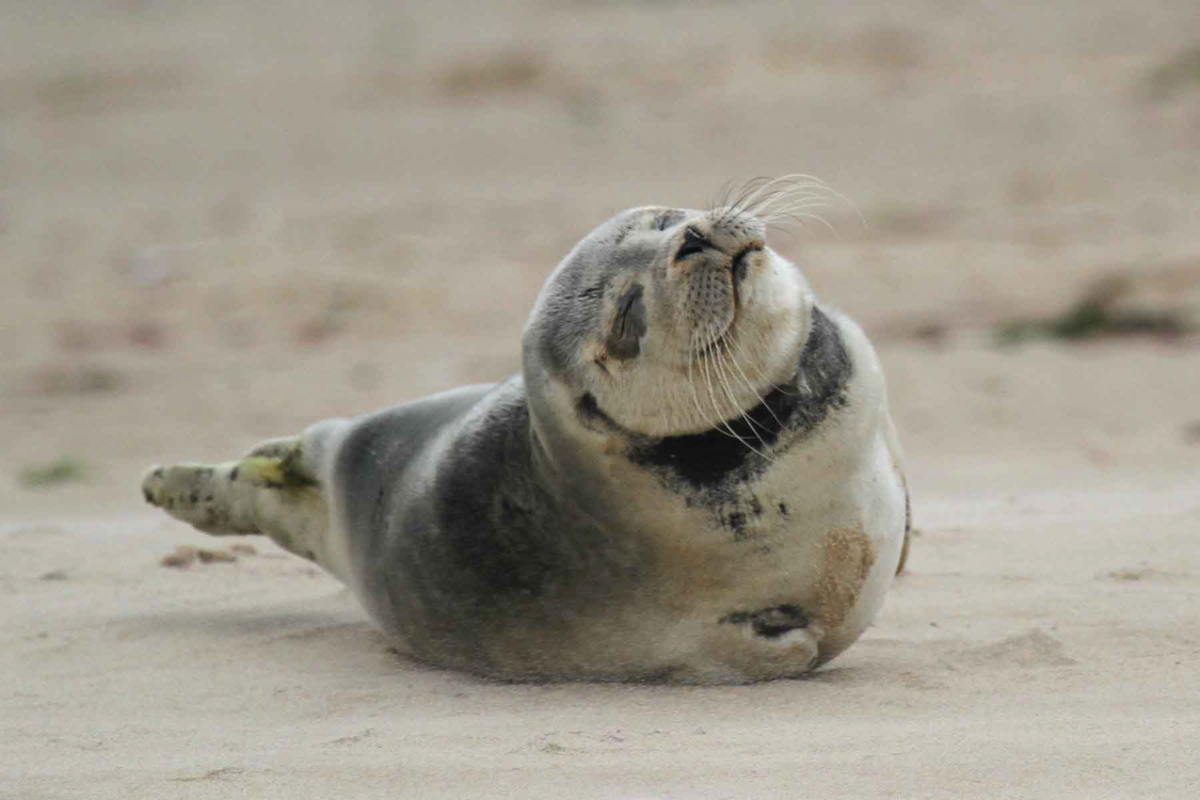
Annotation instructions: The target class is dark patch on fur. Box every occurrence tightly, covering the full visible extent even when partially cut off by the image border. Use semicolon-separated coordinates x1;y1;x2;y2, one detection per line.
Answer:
720;604;809;638
718;494;768;543
628;306;852;490
778;502;789;516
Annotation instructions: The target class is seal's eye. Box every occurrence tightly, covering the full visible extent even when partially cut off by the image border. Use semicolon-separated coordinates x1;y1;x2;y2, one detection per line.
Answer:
653;210;684;231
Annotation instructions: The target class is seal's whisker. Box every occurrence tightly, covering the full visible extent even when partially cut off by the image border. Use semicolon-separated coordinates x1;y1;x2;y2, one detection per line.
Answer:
751;192;835;225
736;175;826;217
685;332;713;433
699;342;742;441
723;338;785;431
752;180;830;203
717;177;784;225
742;176;838;218
712;176;829;227
755;193;831;217
708;179;738;222
761;206;835;221
757;201;834;233
688;331;740;442
710;188;803;231
758;203;839;239
762;223;803;243
763;180;865;230
708;335;773;461
734;342;794;400
697;330;759;448
704;324;779;458
708;330;773;456
758;197;835;218
762;210;840;239
732;328;802;398
739;190;822;224
726;177;774;215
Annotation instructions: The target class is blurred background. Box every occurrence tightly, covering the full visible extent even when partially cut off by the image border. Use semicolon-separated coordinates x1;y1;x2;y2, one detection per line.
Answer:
2;0;1198;517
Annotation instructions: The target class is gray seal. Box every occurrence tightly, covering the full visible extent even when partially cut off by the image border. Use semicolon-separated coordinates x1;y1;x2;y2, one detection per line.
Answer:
143;185;910;683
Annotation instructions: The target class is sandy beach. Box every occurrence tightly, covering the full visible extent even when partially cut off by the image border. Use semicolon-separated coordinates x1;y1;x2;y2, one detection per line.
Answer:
3;1;1199;797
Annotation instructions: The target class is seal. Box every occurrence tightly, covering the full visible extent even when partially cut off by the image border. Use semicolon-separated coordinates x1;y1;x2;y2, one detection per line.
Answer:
142;178;911;683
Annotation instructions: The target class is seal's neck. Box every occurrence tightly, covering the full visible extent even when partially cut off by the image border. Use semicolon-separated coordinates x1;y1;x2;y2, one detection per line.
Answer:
623;305;854;488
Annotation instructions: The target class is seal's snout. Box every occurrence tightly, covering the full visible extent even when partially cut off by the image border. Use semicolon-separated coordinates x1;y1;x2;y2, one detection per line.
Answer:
142;466;166;506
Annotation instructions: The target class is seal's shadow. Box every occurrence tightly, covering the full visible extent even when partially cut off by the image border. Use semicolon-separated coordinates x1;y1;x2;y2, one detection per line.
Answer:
119;599;400;673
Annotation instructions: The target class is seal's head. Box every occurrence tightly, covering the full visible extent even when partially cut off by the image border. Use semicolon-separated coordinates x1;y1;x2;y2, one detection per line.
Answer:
524;203;813;438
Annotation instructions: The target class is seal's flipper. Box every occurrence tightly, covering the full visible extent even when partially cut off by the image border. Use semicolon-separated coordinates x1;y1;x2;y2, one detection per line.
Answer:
142;440;333;572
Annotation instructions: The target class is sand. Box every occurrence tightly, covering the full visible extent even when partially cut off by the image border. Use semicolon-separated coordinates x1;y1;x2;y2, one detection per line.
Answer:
3;1;1199;797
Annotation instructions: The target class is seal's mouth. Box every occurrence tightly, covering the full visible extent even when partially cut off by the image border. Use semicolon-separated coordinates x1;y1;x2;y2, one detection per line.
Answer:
731;244;763;287
729;243;763;316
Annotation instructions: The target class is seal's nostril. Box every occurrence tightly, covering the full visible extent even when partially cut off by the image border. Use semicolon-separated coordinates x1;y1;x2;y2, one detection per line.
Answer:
676;226;712;260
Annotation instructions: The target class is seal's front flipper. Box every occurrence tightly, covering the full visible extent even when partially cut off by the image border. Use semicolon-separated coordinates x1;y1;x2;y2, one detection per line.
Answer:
142;439;333;572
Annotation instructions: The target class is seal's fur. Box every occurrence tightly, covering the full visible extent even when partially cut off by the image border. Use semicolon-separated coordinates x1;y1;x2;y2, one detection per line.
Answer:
144;186;909;683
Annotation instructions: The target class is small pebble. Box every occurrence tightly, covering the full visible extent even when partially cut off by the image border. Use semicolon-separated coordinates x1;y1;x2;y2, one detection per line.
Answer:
161;545;198;568
196;548;237;564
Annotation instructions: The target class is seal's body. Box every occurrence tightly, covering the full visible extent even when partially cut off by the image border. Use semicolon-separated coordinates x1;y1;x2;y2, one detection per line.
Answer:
144;193;909;683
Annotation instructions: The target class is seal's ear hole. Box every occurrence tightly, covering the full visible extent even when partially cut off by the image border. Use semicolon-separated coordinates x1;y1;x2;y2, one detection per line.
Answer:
605;283;647;361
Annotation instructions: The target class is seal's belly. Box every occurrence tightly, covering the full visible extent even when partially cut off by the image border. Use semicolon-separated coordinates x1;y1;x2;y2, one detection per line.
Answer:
319;354;906;683
630;434;907;682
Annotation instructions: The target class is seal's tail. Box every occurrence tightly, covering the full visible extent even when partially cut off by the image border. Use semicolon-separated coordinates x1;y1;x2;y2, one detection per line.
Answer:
142;437;338;577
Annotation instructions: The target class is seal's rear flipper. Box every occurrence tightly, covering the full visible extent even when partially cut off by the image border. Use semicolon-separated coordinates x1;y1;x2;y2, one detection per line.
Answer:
142;439;333;572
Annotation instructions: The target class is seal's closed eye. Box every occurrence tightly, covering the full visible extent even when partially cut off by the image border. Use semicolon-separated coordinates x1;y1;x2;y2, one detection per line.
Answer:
605;283;647;360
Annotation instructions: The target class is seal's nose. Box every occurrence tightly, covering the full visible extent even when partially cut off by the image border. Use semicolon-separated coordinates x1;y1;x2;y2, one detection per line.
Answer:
676;226;714;260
